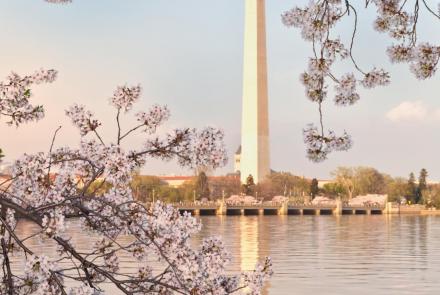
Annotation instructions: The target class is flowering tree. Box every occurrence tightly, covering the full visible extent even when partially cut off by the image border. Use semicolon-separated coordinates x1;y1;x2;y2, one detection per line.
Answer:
0;69;57;126
282;0;440;162
0;78;272;294
0;68;58;165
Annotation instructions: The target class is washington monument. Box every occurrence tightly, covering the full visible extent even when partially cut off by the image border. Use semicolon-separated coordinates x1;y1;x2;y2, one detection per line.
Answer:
238;0;270;184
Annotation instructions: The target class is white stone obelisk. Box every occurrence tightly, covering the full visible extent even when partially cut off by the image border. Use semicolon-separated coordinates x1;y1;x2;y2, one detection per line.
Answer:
240;0;270;183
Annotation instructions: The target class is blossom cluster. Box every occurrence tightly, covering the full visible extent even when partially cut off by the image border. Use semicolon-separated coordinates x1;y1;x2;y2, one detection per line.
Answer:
282;1;343;41
409;43;440;79
334;73;359;106
143;126;228;171
110;84;142;112
42;209;67;238
1;82;270;294
372;1;440;79
68;284;94;295
300;58;329;103
0;69;57;126
372;0;413;38
135;104;170;134
361;68;390;88
22;255;60;294
282;0;439;161
303;124;352;162
65;104;101;136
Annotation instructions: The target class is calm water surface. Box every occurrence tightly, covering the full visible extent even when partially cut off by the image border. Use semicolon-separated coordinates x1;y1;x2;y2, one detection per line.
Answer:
15;215;440;294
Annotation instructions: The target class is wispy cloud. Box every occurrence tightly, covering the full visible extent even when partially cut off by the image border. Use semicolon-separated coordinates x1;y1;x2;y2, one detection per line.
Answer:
386;101;440;122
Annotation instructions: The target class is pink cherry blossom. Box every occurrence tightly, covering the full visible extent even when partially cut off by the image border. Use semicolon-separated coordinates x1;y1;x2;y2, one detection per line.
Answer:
1;79;270;294
334;73;359;106
0;69;57;126
110;84;142;112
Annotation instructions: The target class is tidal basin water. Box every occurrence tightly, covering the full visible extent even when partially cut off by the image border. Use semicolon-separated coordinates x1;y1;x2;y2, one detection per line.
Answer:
15;215;440;294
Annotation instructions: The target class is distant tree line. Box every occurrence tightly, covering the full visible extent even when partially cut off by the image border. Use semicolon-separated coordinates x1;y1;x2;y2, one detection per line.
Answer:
241;173;312;201
127;171;312;203
129;173;242;203
319;166;430;205
88;167;434;206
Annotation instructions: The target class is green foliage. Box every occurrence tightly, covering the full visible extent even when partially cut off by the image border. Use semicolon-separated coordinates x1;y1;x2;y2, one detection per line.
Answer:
385;177;408;203
310;178;319;199
406;172;417;204
330;166;432;203
131;175;196;203
177;180;196;202
255;172;311;200
246;174;255;186
416;168;428;204
321;182;345;198
125;168;430;205
87;179;112;196
423;184;440;208
241;174;255;196
131;175;164;202
156;186;185;203
355;167;386;195
195;172;210;200
210;176;241;199
332;167;356;199
333;166;388;199
419;169;428;190
0;148;4;163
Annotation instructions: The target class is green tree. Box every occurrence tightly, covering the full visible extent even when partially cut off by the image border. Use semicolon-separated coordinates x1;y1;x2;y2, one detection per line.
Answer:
355;167;386;195
176;180;196;202
332;167;356;200
416;168;428;204
87;179;112;196
406;172;417;204
253;172;311;200
155;186;181;203
210;176;241;200
242;174;255;196
131;175;164;202
310;178;319;199
385;177;408;203
322;182;345;198
332;166;390;199
195;171;210;200
423;184;440;208
0;148;4;163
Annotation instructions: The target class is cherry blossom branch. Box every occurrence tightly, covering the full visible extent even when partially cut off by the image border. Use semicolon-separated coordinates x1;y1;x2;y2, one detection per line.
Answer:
46;126;62;183
1;80;267;294
283;0;438;162
118;123;145;141
0;69;57;127
421;0;440;19
1;238;13;295
116;108;122;144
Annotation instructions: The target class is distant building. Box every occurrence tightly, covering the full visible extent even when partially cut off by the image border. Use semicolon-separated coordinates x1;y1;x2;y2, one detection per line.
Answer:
156;174;240;189
318;179;334;188
158;176;193;188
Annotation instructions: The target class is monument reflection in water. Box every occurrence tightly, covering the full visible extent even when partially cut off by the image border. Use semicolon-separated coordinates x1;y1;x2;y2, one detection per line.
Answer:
240;217;259;271
13;215;440;294
199;215;438;295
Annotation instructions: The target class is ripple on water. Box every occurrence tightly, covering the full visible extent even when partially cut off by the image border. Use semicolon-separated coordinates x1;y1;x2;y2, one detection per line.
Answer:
12;215;440;295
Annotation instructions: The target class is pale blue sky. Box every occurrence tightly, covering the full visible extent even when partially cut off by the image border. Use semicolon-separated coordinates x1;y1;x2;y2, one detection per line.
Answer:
0;0;439;180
